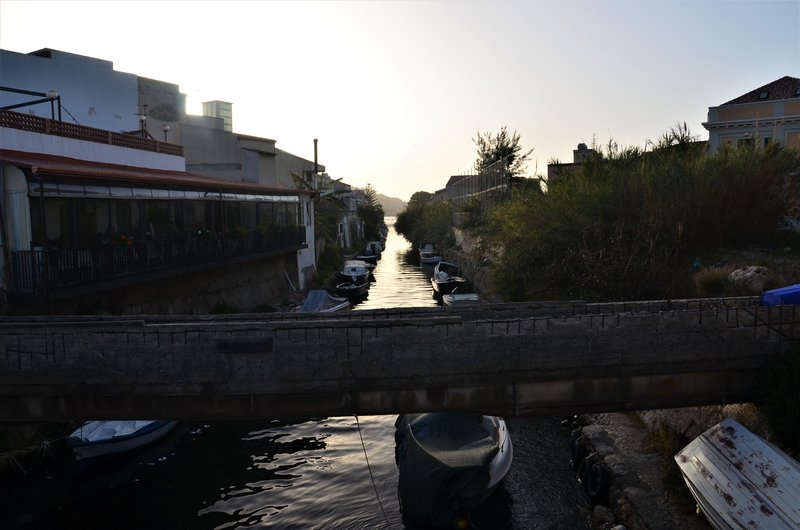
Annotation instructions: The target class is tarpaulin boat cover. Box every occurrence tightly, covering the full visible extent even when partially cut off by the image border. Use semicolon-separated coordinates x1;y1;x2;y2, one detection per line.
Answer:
395;413;498;527
761;283;800;306
298;290;348;312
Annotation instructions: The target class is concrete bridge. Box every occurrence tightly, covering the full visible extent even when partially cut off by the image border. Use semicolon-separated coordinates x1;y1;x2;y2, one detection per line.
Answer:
0;297;798;421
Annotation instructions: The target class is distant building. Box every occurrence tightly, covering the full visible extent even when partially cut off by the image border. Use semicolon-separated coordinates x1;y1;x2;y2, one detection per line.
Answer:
546;143;596;185
703;76;800;152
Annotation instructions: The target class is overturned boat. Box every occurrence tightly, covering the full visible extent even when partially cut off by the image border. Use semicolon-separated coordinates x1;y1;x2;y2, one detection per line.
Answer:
394;413;513;528
674;418;800;529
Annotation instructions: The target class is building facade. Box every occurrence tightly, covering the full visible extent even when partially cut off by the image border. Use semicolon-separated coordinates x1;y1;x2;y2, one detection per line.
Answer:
703;76;800;152
0;48;321;309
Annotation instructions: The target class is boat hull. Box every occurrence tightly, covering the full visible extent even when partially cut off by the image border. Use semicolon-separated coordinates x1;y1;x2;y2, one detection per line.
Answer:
431;277;467;295
335;282;369;300
66;420;178;461
675;418;800;529
442;293;481;306
394;413;512;527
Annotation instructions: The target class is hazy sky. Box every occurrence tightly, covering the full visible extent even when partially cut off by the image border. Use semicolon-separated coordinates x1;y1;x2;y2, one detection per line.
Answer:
1;1;798;201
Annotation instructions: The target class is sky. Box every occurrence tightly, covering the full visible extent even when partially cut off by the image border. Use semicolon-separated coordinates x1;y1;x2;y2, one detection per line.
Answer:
1;1;799;202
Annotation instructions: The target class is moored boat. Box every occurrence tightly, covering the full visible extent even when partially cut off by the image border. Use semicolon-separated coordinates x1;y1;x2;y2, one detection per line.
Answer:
674;418;800;529
338;259;371;283
294;289;350;313
419;241;443;265
395;413;513;528
431;260;467;295
334;281;369;300
65;420;178;462
442;292;481;306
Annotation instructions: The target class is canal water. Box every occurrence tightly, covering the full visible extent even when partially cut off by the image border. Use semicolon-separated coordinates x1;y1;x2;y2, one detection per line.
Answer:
2;221;591;529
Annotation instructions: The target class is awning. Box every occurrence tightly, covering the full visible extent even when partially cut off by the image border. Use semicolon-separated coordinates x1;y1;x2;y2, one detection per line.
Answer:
0;149;314;199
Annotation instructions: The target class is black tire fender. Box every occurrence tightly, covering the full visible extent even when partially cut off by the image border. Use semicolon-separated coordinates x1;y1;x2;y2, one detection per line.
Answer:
586;461;611;505
570;430;587;473
577;452;599;487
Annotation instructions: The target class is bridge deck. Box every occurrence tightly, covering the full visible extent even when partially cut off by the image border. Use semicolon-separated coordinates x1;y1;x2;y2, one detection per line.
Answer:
0;297;797;420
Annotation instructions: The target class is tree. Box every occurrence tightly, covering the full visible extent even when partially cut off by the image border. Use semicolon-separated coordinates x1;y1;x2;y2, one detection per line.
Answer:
363;183;379;207
473;126;533;176
358;184;384;240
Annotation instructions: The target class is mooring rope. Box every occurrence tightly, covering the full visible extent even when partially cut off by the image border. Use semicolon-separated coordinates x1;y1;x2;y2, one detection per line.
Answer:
355;415;391;528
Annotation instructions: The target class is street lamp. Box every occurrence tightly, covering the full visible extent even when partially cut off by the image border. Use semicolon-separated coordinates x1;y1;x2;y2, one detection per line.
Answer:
162;124;170;142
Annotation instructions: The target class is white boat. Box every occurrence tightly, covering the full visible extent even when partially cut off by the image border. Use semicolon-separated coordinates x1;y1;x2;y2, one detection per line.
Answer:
674;418;800;529
338;259;371;283
294;290;350;313
65;420;178;461
419;241;443;265
442;292;481;306
431;261;467;295
395;413;513;528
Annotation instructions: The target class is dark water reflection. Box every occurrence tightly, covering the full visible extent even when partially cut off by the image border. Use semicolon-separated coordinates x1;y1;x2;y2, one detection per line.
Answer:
1;221;591;529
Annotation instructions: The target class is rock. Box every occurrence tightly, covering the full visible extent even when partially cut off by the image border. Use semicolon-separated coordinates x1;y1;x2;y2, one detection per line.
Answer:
591;505;615;526
728;265;773;293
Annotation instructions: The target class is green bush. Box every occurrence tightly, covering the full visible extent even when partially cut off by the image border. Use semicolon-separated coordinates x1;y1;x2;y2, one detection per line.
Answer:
484;132;800;302
759;347;800;455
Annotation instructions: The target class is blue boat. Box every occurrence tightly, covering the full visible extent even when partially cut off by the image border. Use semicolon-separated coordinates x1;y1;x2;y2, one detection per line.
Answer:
65;420;178;462
761;283;800;306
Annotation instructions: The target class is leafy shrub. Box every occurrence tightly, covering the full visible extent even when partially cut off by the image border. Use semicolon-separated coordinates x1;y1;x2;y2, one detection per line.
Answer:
759;346;800;456
484;131;800;302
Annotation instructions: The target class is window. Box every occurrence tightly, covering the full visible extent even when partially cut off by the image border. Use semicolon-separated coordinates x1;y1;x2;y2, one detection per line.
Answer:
241;202;257;229
224;202;242;232
184;201;205;231
146;201;172;238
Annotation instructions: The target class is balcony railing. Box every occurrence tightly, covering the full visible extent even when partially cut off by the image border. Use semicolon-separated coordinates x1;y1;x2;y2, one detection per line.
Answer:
8;226;305;298
0;109;184;156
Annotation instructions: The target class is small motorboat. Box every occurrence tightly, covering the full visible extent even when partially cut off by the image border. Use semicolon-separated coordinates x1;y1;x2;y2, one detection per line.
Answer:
366;240;383;256
294;290;350;313
395;413;513;528
431;261;467;296
338;260;371;283
334;281;369;300
65;420;178;462
442;292;481;306
674;418;800;529
419;241;443;265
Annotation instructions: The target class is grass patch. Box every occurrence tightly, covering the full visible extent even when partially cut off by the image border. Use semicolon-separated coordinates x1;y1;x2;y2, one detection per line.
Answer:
642;421;697;514
693;266;733;297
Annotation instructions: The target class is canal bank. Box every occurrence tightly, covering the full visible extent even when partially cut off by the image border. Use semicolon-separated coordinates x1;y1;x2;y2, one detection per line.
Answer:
443;226;764;530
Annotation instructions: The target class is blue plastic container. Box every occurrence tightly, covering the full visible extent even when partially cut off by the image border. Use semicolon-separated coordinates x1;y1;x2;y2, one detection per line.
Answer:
761;283;800;306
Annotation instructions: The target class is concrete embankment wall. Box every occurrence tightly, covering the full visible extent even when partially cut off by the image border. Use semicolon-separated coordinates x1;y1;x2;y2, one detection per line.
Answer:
448;227;496;297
